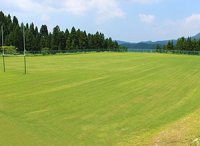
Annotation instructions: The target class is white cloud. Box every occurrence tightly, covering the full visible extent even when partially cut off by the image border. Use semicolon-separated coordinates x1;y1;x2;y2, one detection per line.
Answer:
139;14;155;24
2;0;125;24
3;0;55;22
94;0;125;24
154;14;200;39
63;0;125;23
4;0;53;13
129;0;161;4
63;0;90;15
185;14;200;24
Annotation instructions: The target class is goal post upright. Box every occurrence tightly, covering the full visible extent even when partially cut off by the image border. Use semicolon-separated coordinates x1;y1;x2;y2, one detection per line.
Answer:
1;25;5;72
23;25;27;74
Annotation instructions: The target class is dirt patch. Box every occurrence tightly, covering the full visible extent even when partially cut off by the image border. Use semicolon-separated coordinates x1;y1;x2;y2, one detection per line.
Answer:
148;110;200;146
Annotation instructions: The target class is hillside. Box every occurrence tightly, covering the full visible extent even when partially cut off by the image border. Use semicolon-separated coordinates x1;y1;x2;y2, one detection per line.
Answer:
1;53;200;145
119;32;200;51
192;32;200;39
120;42;160;51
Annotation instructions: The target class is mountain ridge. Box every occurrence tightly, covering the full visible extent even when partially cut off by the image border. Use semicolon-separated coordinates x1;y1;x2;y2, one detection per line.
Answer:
118;33;200;50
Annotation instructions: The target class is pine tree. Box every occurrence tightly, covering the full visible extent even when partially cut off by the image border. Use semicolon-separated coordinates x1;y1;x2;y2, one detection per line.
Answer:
156;44;162;52
166;41;174;50
58;31;66;51
51;25;60;50
70;27;78;50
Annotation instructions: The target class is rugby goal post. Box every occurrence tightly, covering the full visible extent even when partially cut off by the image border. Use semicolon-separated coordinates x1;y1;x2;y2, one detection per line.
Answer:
1;25;27;74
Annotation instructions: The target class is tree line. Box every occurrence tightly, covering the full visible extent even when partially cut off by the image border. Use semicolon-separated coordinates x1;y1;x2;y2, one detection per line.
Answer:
156;37;200;52
0;11;127;53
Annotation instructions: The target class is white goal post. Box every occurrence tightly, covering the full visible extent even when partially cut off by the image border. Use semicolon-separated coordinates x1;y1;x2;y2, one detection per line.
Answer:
1;25;5;72
1;25;27;74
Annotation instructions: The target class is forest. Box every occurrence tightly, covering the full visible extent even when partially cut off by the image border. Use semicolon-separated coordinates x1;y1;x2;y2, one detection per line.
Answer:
0;11;126;53
157;37;200;53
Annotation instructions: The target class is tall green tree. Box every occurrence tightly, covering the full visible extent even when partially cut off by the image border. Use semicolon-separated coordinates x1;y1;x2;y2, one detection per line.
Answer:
51;25;60;50
39;25;49;49
166;41;174;50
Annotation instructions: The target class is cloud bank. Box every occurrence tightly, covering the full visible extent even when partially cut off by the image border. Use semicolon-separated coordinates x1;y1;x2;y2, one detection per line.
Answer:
155;14;200;39
3;0;125;23
130;0;161;4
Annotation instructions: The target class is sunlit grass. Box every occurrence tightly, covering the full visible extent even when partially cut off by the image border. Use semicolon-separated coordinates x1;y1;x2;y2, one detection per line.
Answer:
0;53;200;146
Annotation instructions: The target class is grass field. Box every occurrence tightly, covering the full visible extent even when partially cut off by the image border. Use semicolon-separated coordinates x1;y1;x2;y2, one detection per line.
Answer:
0;52;200;146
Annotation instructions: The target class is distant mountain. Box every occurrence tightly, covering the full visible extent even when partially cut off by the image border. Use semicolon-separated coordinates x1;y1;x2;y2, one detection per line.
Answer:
118;32;200;51
117;40;167;51
143;40;177;45
116;40;131;45
192;33;200;39
120;42;159;51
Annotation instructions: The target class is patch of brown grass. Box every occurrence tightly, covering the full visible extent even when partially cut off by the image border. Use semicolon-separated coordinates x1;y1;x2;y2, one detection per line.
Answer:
146;109;200;146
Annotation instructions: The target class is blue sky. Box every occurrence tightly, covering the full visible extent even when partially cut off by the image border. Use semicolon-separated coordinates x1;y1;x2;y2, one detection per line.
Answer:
1;0;200;42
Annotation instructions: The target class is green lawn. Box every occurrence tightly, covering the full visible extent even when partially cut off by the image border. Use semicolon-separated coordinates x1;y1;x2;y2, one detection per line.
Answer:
0;53;200;146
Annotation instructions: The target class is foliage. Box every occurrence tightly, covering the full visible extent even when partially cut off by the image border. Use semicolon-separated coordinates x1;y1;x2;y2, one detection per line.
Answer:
160;37;200;52
0;11;126;53
0;45;17;54
41;47;50;55
155;44;162;53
